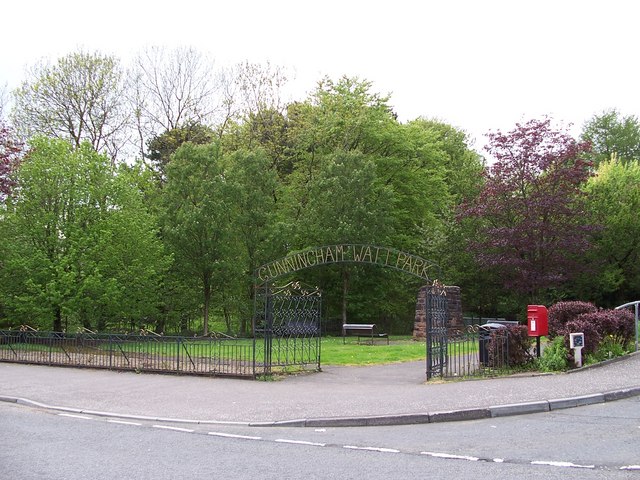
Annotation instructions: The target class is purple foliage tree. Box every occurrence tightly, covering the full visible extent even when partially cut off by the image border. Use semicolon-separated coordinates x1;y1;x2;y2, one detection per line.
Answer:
0;122;23;202
461;118;594;301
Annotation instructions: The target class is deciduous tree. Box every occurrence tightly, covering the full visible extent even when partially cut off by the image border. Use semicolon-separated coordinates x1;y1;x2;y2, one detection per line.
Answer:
0;137;167;331
461;118;593;302
581;109;640;165
578;157;640;306
12;52;129;161
0;121;23;203
130;46;219;157
162;142;236;335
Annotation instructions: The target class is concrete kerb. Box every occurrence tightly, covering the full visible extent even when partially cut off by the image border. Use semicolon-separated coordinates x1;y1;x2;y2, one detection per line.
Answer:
2;387;640;428
4;397;252;426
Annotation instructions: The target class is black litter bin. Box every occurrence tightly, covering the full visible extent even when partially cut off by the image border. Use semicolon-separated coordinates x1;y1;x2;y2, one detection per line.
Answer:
479;322;506;366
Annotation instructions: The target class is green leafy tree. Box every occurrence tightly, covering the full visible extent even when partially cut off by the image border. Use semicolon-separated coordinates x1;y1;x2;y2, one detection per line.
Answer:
146;122;216;183
581;109;640;165
296;151;395;324
162;142;236;335
578;157;640;305
0;137;167;331
226;148;279;334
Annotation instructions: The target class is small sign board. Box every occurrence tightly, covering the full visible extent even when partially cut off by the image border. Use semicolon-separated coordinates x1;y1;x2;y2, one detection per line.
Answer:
569;332;584;349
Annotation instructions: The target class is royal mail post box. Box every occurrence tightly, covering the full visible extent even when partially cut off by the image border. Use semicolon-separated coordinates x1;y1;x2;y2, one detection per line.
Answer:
527;305;548;337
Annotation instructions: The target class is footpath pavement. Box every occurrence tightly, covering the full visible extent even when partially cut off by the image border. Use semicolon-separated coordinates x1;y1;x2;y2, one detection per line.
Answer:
1;353;639;427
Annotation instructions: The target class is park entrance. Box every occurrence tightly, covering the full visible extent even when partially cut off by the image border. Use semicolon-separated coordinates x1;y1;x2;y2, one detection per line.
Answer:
253;244;448;378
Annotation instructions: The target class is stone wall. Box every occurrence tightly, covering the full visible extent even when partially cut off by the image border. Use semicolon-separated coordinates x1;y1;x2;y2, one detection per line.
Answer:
413;285;462;339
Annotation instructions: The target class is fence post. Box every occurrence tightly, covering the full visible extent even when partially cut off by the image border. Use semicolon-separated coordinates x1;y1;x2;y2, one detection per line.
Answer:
176;336;181;373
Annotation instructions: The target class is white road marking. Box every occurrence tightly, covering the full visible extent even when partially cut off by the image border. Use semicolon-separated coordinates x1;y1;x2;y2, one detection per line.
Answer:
531;460;595;469
343;445;400;453
421;451;479;461
47;413;640;471
152;425;194;433
208;432;262;440
58;413;93;420
108;420;142;426
275;439;326;447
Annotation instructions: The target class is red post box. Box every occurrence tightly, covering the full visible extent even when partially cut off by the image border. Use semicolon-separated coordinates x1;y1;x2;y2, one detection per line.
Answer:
527;305;549;337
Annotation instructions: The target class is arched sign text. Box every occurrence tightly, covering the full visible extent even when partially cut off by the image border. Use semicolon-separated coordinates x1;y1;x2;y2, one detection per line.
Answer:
256;244;440;285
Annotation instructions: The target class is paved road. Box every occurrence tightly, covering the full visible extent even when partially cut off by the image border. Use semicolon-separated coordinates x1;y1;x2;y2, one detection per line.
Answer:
2;398;638;479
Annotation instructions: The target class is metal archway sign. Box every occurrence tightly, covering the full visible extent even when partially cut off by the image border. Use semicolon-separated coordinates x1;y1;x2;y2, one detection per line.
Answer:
255;244;441;286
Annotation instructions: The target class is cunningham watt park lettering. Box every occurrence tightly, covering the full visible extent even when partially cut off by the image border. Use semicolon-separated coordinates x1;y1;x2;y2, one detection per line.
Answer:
256;244;440;284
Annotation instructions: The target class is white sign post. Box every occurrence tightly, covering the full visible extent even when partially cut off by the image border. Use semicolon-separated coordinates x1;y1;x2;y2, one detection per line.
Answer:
569;333;585;368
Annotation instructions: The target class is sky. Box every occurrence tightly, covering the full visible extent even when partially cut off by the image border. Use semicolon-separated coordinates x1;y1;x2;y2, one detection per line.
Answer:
1;0;639;151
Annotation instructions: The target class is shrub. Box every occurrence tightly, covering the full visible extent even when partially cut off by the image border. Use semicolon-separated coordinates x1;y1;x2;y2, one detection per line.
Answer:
548;301;597;337
589;335;628;363
567;309;635;355
590;309;635;345
564;315;602;356
538;336;569;372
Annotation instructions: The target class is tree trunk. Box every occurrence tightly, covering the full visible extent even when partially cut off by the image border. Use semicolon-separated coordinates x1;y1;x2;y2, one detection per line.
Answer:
53;306;63;332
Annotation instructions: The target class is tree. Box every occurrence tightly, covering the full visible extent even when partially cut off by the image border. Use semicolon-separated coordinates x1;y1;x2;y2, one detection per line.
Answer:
460;118;593;303
162;142;236;335
215;61;290;138
578;157;640;306
0;137;167;331
0;121;23;203
0;83;9;119
12;51;129;161
146;122;216;183
581;109;640;165
130;46;219;157
226;148;279;334
296;151;396;324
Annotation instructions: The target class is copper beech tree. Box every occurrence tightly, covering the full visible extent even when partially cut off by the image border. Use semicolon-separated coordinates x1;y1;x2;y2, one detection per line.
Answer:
0;122;22;203
461;118;594;302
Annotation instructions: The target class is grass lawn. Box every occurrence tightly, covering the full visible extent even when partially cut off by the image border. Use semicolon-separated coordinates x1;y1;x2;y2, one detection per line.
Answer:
321;335;426;366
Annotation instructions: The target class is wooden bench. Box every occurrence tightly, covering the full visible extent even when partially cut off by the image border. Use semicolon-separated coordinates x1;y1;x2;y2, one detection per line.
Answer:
342;323;389;345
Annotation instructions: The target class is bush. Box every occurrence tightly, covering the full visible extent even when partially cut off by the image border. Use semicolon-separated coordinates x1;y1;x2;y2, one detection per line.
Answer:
590;309;635;345
548;301;597;337
589;335;628;363
538;336;569;372
567;309;635;355
542;301;634;369
564;315;602;356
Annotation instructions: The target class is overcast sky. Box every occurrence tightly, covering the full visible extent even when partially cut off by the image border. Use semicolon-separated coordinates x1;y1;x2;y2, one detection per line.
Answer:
1;0;638;151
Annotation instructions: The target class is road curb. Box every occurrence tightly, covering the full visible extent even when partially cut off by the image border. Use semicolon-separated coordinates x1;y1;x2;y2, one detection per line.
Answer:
489;400;549;417
2;385;640;428
548;393;604;410
603;386;640;401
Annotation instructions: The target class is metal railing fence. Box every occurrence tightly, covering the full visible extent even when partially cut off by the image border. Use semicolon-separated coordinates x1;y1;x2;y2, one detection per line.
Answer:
0;330;256;378
428;325;528;380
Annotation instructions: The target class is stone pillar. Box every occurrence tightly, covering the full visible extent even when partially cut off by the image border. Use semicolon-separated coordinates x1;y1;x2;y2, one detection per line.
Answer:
413;285;462;339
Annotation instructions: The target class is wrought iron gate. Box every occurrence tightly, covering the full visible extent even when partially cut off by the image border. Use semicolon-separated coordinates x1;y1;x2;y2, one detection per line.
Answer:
425;282;449;380
254;281;322;376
